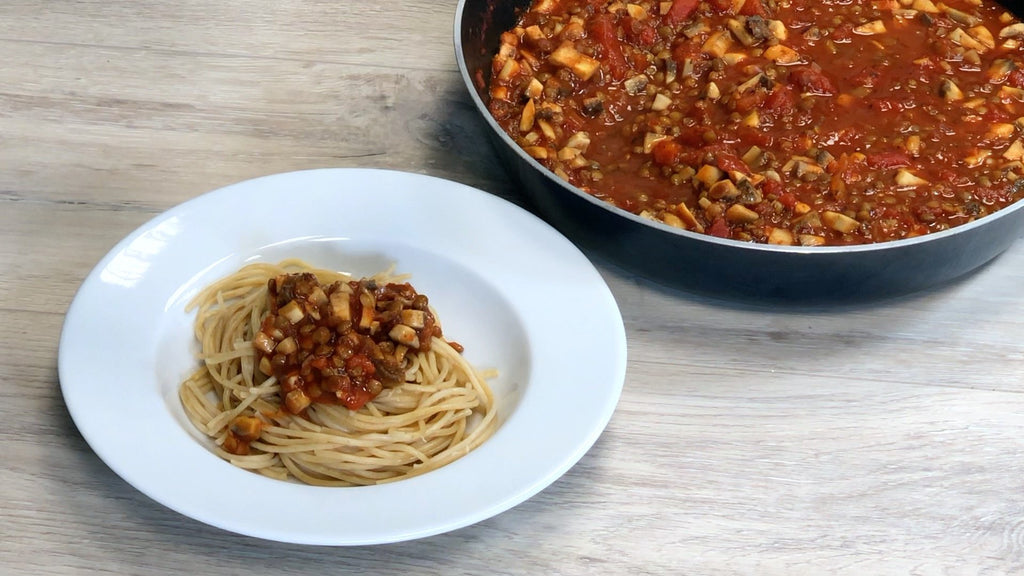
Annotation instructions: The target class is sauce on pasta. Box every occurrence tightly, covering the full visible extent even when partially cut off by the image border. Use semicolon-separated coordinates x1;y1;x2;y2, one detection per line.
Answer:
178;260;497;486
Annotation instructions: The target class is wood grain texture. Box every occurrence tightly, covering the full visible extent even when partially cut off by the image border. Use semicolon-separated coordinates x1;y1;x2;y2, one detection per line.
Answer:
2;1;1024;575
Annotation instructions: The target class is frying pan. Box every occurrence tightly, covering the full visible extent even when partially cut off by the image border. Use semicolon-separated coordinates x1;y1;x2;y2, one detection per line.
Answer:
454;0;1024;301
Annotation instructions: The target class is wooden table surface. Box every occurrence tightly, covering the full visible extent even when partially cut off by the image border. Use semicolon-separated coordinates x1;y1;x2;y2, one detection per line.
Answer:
3;2;1024;574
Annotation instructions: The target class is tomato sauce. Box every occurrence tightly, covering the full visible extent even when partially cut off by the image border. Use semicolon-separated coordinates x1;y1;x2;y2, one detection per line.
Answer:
487;0;1024;245
252;273;447;414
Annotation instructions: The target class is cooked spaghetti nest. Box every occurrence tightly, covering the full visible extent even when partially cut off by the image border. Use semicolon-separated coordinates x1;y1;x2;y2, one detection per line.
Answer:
178;259;497;486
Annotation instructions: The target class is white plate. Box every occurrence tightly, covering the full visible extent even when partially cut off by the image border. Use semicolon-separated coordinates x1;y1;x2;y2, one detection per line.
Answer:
58;168;626;545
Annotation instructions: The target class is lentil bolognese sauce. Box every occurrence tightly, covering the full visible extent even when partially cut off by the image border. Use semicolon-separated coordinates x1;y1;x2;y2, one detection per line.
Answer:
178;260;497;486
487;0;1024;245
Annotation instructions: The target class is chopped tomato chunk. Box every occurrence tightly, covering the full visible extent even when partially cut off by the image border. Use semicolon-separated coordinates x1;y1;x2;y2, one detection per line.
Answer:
664;0;698;25
588;15;628;81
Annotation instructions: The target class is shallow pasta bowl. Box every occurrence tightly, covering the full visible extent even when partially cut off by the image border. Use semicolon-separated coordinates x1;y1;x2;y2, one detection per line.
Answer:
454;0;1024;301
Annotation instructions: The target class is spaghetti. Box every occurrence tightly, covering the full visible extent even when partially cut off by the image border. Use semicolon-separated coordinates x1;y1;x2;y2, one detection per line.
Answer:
178;259;497;486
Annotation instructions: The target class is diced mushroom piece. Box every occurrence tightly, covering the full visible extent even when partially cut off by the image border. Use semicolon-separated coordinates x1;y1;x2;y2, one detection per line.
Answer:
722;53;748;66
276;336;298;355
912;0;940;12
742;146;764;166
389;324;420;349
229;416;264;442
524;146;549;159
941;4;979;27
694;164;725;189
651;93;673;111
540;103;565;120
766;227;795;245
1003;139;1024;161
565;131;591;151
258;355;272;376
326;291;351;323
968;25;995;49
624;74;649;95
768;20;788;40
557;145;579;161
854;20;886;35
821;211;860;234
675;202;704;232
939;78;964;101
497;57;520;81
664;57;677;84
999;86;1024;102
358;291;375;329
736;73;768;94
400;309;426;329
524;25;545;43
729;170;751;184
815;149;836;168
568;152;591;169
988;123;1016;139
526;78;543;99
490;86;509;101
725;204;760;223
253;331;276;355
704;81;722;100
895;169;929;186
763;44;802;64
727;19;758;47
643;132;670;154
536;119;557;140
782;155;813;173
988;59;1015;82
1004;161;1024;179
702;31;733;58
962;97;985;110
798;234;827;246
279;300;305;324
626;3;647;19
519;99;536;133
548;42;601;80
709;179;741;200
905;135;923;156
661;212;686;229
285;389;311;414
746;16;772;42
532;0;559;14
494;42;515;73
1001;23;1024;38
948;27;986;52
581;97;604;117
964;149;992;167
308;286;328;307
794;210;822;230
681;58;695;77
682;21;710;38
793;160;825;181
